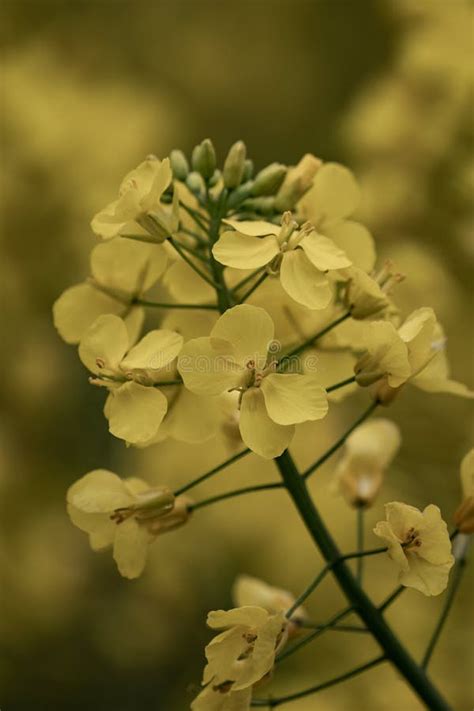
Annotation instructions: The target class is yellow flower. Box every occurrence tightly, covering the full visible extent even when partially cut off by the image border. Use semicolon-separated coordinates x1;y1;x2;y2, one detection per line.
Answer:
53;238;167;344
79;313;183;444
342;262;403;320
299;162;376;272
212;212;351;310
91;156;178;240
191;605;286;710
178;305;328;458
374;502;454;595
355;307;473;400
454;449;474;533
332;419;401;508
66;469;191;578
233;575;307;638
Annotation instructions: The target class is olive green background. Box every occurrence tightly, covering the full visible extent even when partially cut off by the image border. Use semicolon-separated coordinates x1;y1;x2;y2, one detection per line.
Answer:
2;1;473;710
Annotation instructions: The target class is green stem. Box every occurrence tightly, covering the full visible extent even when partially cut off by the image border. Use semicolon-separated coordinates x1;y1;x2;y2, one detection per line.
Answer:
274;450;453;711
279;312;350;366
189;482;283;512
303;400;379;479
252;655;386;707
356;507;364;584
152;380;182;387
207;191;234;313
421;558;467;669
276;607;353;663
180;226;208;245
169;237;220;290
173;239;210;263
179;201;210;232
299;621;368;633
173;448;250;496
134;298;218;311
326;375;357;394
232;267;267;293
238;271;269;304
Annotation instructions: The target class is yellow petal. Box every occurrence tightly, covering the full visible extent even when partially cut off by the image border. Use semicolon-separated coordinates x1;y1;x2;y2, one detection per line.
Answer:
233;611;284;690
356;321;411;387
53;283;124;344
123;306;145;345
113;517;150;579
260;373;328;425
222;218;280;237
178;337;244;395
211;305;274;367
280;250;332;310
90;239;167;295
239;388;294;458
121;329;183;373
191;685;252;711
373;520;409;572
164;260;215;304
398;307;437;375
300;231;351;271
67;505;116;551
212;231;280;269
325;221;376;272
400;554;453;596
411;348;474;398
79;314;129;374
106;381;168;444
417;505;454;565
303;162;360;224
207;606;269;630
66;469;133;513
141;157;172;211
164;389;220;443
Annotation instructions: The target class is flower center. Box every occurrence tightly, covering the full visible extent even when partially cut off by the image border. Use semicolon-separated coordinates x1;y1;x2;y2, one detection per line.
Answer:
402;526;422;551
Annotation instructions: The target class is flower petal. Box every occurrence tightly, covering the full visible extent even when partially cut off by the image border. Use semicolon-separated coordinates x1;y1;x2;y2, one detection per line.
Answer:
239;388;294;459
121;329;183;373
106;381;168;444
53;283;124;345
67;469;133;513
400;554;452;596
212;231;279;269
141;157;172;211
222;219;280;237
79;314;129;374
178;337;244;395
325;220;376;272
303;162;360;224
164;259;215;304
90;239;167;295
113;517;150;579
260;373;328;425
67;505;116;551
300;231;351;271
164;388;220;443
280;250;332;310
211;305;274;367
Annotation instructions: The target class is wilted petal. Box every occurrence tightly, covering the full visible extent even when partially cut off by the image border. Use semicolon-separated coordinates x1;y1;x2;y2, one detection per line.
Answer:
239;388;294;459
260;373;328;425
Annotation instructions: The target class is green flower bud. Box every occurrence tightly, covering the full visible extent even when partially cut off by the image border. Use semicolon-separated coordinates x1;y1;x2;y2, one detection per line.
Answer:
226;180;254;209
243;159;254;182
251;163;287;196
170;149;189;180
209;169;222;187
223;140;247;188
241;196;276;215
274;154;321;211
192;138;217;180
186;171;205;197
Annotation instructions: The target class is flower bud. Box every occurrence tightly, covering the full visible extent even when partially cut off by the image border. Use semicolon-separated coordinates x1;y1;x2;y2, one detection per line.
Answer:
185;170;205;198
343;263;405;320
251;163;287;196
192;138;216;180
241;196;276;215
226;180;254;209
208;169;222;187
170;149;190;180
243;158;254;182
223;140;247;188
274;154;321;210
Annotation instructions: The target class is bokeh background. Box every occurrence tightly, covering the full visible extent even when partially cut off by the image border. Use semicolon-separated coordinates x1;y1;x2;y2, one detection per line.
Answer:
2;1;473;709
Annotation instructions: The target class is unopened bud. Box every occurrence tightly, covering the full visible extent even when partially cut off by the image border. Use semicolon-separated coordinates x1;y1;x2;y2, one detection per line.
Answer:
208;169;222;187
186;171;205;197
192;138;216;180
241;196;276;215
227;180;254;209
251;163;287;197
170;149;189;181
243;159;254;182
274;154;321;211
223;140;247;188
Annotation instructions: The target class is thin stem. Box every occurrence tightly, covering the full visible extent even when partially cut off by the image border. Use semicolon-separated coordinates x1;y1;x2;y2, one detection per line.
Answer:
378;585;405;612
299;621;368;633
238;271;269;304
152;379;182;387
356;507;364;584
207;190;234;313
303;400;379;479
173;239;210;263
421;559;467;669
279;312;350;366
180;226;208;245
169;237;220;289
189;482;283;512
276;607;353;664
252;655;386;707
326;375;357;394
134;298;219;311
274;450;453;711
179;201;210;231
231;267;267;293
173;448;250;496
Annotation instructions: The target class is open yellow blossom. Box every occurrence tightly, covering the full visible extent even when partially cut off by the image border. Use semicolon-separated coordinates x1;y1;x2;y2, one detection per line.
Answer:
91;156;178;240
53;238;167;344
233;575;307;637
332;419;401;508
299;162;376;272
454;449;474;533
191;605;286;710
212;212;351;310
355;307;473;400
66;469;191;578
374;502;454;595
79;313;183;444
177;305;328;458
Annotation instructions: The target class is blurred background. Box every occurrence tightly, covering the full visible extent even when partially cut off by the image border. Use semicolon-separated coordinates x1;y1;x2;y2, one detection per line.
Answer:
1;1;473;709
